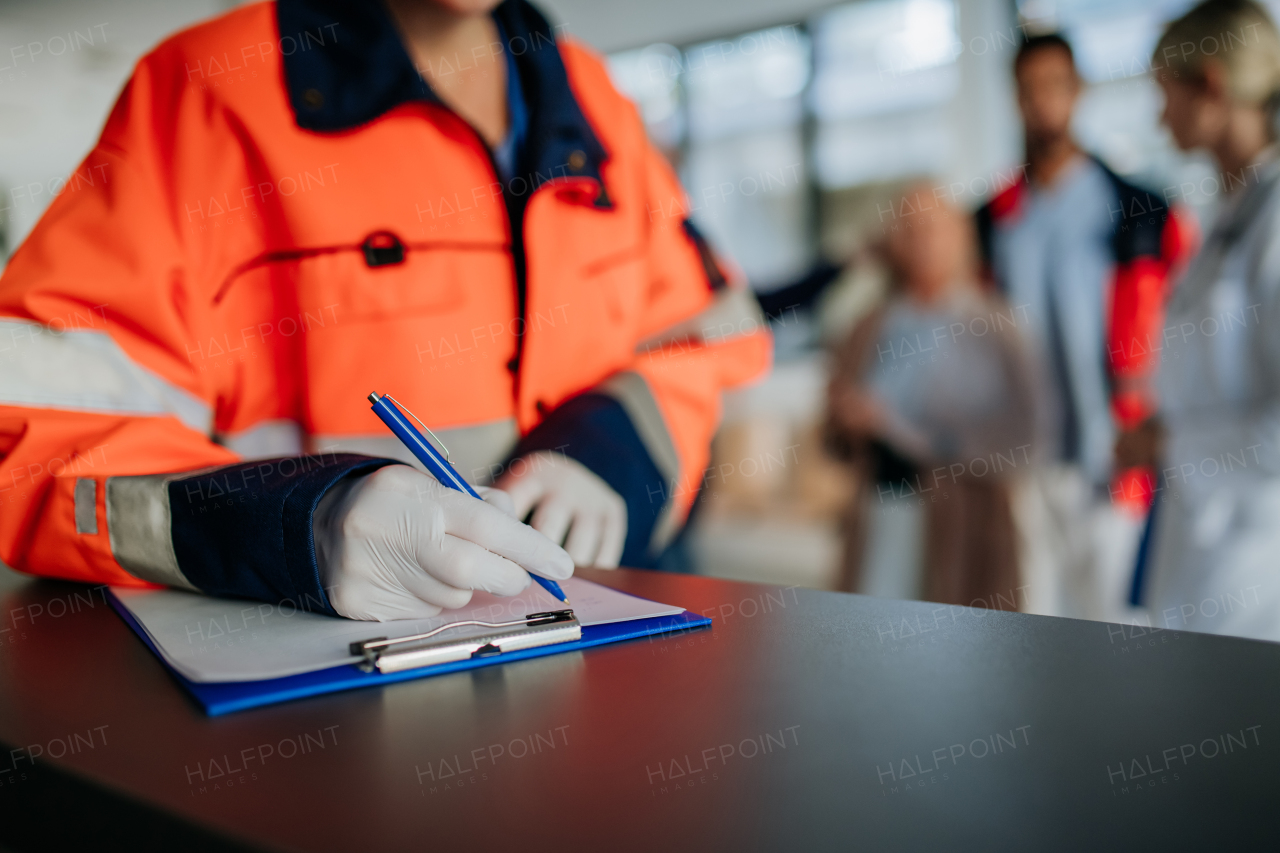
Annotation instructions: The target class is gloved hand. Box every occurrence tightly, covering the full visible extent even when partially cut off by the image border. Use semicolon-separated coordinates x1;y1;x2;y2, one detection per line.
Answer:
313;464;574;621
495;451;627;568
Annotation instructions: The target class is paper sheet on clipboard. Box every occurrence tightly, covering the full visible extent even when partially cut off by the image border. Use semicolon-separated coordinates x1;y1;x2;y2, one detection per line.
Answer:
111;576;683;683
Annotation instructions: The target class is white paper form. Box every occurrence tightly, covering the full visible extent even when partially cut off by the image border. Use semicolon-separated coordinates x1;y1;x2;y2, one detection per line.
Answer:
111;576;684;683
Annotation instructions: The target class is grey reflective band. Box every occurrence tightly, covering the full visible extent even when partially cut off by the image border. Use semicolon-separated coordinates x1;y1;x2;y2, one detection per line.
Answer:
0;321;211;434
649;500;680;556
315;418;519;485
74;478;98;535
597;372;679;483
636;287;766;353
596;371;683;553
106;474;199;591
622;289;765;552
216;420;305;461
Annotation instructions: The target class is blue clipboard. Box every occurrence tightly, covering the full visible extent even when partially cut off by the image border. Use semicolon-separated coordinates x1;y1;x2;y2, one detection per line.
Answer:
108;591;710;716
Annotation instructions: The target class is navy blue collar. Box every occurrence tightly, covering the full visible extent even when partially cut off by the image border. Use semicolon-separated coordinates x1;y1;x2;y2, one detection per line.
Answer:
277;0;608;200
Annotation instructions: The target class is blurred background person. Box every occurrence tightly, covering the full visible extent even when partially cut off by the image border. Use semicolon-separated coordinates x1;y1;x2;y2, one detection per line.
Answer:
826;187;1036;609
975;33;1194;620
1129;0;1280;641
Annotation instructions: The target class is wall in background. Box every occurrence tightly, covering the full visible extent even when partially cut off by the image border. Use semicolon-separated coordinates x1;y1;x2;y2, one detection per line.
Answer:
0;0;236;255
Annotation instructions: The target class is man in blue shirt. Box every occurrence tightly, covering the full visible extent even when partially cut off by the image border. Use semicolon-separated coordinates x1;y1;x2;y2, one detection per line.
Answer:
976;34;1186;620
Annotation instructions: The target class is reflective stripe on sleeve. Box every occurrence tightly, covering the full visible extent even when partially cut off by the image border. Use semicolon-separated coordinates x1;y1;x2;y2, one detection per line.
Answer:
595;371;682;553
106;473;201;591
216;420;305;461
74;478;98;535
596;371;679;484
0;320;211;433
636;287;765;354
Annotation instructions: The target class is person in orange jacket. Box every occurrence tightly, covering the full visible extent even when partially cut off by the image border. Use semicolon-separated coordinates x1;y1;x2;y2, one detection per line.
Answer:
0;0;771;621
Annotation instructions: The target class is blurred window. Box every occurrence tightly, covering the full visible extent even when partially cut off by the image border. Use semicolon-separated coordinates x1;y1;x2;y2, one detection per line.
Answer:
679;26;812;287
810;0;959;189
607;1;964;292
809;0;958;122
683;26;810;142
605;44;685;152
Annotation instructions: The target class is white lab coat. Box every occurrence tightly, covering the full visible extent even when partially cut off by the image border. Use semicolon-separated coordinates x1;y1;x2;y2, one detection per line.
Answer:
1148;156;1280;641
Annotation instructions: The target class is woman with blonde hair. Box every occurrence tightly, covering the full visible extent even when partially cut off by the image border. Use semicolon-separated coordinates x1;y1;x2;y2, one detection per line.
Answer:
1126;0;1280;639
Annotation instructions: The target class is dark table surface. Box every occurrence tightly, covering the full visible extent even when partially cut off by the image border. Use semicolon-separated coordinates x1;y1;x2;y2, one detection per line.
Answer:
0;563;1277;852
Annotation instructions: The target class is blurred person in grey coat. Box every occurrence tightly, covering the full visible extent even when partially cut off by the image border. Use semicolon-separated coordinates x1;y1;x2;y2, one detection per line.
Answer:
827;186;1038;609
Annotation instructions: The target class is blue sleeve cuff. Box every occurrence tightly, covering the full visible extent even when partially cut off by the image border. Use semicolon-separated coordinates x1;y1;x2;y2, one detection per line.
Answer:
167;454;399;614
512;394;667;568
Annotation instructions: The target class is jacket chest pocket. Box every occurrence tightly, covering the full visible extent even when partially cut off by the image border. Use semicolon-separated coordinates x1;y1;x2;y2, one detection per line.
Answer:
293;242;508;323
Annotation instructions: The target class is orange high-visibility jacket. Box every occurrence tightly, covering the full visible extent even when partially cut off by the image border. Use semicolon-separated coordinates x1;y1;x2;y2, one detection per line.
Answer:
0;0;770;607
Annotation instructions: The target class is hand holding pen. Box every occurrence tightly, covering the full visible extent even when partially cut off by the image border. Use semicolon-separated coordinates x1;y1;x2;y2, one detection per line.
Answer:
366;392;571;604
305;395;574;622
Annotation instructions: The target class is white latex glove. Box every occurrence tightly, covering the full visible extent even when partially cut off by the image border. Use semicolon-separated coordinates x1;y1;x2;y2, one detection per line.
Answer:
495;451;627;568
312;465;573;621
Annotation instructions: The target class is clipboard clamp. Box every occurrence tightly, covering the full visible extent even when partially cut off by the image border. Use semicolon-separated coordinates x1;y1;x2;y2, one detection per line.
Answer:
350;610;581;674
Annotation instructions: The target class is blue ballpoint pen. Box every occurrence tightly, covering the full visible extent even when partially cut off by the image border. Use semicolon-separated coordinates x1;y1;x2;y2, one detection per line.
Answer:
367;392;570;604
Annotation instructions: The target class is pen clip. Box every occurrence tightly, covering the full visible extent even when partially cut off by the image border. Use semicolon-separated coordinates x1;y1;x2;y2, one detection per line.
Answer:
382;394;451;462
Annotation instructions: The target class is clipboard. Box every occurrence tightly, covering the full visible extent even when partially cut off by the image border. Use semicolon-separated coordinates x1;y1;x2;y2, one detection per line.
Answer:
108;588;710;716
